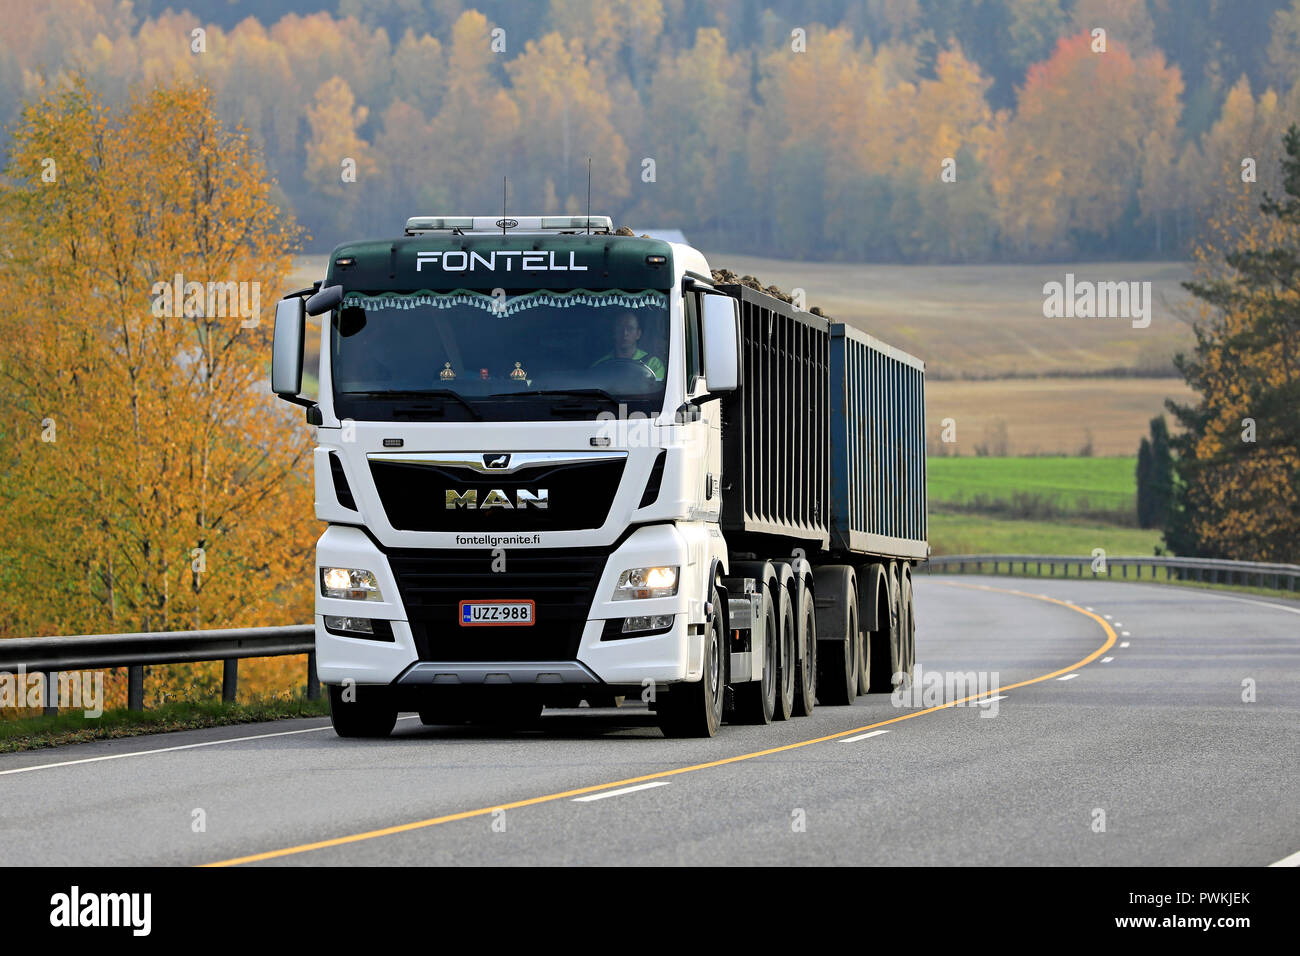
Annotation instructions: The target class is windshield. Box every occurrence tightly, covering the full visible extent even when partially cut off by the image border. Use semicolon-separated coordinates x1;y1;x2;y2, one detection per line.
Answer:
330;288;670;421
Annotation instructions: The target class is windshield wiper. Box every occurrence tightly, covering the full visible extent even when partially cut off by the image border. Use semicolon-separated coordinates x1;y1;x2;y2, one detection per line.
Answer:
489;387;624;406
341;389;482;420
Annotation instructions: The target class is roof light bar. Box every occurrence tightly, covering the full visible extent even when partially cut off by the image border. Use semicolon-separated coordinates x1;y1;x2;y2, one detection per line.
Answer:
404;215;614;236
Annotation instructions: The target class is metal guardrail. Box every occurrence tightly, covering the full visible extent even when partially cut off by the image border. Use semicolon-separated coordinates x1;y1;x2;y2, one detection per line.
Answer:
0;624;316;715
924;554;1300;592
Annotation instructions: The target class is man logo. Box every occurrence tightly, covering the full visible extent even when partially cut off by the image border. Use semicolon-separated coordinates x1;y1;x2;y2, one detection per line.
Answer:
483;454;510;469
447;489;548;510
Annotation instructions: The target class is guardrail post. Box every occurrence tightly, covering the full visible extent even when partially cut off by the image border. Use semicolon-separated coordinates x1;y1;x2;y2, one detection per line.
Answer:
1122;563;1127;579
222;658;238;703
128;665;144;710
1049;562;1054;576
43;671;58;717
307;652;320;701
1036;560;1041;575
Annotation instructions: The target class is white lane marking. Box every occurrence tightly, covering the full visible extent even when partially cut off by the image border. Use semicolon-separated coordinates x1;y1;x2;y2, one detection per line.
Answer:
573;781;671;802
839;730;891;744
0;715;420;777
1103;614;1112;620
1102;657;1114;663
1057;673;1079;681
1120;641;1131;648
0;723;333;776
972;695;1008;705
1137;589;1300;617
1114;621;1123;626
1269;848;1300;867
1122;630;1131;636
1085;606;1094;611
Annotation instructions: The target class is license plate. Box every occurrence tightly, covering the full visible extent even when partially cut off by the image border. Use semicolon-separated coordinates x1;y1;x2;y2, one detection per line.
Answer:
459;600;535;626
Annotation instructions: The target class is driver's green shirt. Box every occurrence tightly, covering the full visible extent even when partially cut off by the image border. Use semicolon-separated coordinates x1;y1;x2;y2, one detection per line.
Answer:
593;348;665;379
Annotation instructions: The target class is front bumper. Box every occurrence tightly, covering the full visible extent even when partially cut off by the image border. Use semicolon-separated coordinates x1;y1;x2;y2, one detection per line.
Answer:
314;523;698;687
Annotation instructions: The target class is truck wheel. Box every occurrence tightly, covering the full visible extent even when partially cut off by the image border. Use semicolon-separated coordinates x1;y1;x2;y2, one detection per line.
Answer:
887;563;906;690
865;567;898;694
774;577;797;720
328;684;397;738
792;581;817;717
659;587;726;738
901;567;916;685
733;585;777;724
813;566;858;705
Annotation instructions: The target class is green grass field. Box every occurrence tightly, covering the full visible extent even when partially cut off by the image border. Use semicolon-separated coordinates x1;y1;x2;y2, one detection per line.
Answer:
926;455;1156;554
927;512;1162;556
928;456;1136;517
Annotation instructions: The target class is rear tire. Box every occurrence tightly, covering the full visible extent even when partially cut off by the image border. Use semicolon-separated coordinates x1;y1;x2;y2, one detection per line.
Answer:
733;586;777;724
328;684;397;738
813;566;858;705
792;581;817;717
774;576;797;721
865;566;898;694
900;567;916;685
659;587;726;738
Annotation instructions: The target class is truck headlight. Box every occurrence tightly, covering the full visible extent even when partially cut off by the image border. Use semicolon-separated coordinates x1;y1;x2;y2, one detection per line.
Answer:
320;567;383;601
612;566;678;600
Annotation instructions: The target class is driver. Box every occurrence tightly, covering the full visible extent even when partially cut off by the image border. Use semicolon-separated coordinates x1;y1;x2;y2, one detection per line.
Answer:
592;311;665;379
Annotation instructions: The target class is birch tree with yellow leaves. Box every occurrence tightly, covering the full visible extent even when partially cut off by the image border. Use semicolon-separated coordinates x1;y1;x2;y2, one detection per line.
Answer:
0;79;317;702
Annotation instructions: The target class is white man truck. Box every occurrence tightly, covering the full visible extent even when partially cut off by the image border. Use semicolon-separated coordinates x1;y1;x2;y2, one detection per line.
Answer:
272;215;927;738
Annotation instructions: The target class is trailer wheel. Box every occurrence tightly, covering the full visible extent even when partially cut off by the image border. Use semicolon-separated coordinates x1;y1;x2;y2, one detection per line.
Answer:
774;577;797;721
659;587;726;738
901;567;916;685
792;581;817;717
733;585;777;724
813;566;858;705
864;566;898;694
328;684;397;738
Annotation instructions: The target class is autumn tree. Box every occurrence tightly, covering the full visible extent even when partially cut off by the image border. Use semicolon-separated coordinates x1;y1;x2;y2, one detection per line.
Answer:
1165;126;1300;561
504;32;628;213
992;32;1183;256
0;79;317;701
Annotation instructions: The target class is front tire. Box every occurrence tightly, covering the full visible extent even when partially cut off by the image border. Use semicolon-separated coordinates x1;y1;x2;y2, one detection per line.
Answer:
328;683;398;738
659;587;726;738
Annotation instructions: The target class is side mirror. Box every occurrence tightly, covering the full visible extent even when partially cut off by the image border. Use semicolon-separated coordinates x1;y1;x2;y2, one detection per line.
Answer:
272;296;306;398
701;293;740;392
306;284;343;316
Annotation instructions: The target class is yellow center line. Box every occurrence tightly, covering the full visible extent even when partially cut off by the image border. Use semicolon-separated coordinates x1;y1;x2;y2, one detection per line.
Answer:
203;580;1115;866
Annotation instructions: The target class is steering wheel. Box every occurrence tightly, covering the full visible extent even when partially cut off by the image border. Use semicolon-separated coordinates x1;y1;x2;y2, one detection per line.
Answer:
597;357;658;382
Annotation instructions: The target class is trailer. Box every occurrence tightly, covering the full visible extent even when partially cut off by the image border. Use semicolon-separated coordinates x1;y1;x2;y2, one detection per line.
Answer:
271;215;927;738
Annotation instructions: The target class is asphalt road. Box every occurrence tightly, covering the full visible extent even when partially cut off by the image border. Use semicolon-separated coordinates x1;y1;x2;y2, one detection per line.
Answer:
2;576;1296;866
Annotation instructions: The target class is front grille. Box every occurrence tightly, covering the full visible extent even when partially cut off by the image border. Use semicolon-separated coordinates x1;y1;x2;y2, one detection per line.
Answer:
370;459;625;532
389;547;611;662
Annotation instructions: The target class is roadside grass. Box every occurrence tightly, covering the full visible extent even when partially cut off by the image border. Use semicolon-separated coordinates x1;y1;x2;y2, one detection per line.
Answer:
0;695;330;754
921;563;1300;603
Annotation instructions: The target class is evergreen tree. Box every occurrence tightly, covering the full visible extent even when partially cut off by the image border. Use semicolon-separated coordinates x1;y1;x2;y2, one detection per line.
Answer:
1166;125;1300;561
